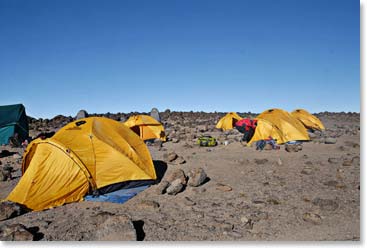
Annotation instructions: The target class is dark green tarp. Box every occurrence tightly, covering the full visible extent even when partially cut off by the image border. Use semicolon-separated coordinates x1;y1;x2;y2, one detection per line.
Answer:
0;104;29;145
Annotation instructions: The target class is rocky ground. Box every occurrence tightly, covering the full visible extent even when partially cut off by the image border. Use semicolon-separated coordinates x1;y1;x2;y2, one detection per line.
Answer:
0;111;360;241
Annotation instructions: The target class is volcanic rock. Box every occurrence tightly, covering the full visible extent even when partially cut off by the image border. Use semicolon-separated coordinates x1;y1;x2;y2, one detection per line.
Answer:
164;169;187;185
187;168;207;187
166;179;184;195
95;215;136;241
324;138;337;144
136;200;160;210
0;201;28;221
0;224;34;241
312;198;339;211
303;213;322;225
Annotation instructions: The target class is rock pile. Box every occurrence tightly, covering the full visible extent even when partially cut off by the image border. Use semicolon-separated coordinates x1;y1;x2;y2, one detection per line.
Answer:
156;168;208;195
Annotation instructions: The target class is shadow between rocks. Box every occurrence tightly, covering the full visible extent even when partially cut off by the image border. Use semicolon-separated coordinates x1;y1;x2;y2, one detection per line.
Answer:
0;150;17;158
153;160;167;184
26;226;44;241
132;220;145;241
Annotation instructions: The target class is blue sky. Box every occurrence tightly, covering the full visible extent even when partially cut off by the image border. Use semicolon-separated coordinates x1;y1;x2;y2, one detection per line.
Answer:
0;0;360;118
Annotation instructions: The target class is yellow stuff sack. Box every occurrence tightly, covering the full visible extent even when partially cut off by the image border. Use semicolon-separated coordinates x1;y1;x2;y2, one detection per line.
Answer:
197;136;217;147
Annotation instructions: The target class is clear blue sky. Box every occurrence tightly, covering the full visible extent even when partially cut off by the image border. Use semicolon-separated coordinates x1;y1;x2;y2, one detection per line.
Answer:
0;0;360;118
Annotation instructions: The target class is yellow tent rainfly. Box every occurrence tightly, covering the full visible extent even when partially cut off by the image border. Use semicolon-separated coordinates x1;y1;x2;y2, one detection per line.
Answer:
6;117;157;211
123;115;166;141
248;108;310;145
215;112;243;131
291;109;325;131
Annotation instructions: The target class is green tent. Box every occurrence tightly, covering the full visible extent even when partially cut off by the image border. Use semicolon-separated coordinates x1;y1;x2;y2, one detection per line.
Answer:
0;104;29;145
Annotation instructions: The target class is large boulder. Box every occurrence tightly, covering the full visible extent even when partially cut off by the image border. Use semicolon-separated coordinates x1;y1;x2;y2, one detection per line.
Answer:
150;108;161;122
76;110;89;120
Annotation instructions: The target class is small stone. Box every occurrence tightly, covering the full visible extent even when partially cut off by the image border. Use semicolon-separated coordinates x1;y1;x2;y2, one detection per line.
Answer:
252;199;266;205
344;141;359;147
301;167;313;175
155;181;170;194
327;158;339;164
136;200;160;210
254;159;268;165
324;138;337;144
0;201;27;221
164;152;178;162
240;216;249;223
267;197;280;205
302;212;322;225
95;215;136;241
190;187;206;194
197;125;208;132
342;160;352;166
171;138;179;143
335;184;347;189
166;179;184;195
183;197;196;206
0;224;34;241
164;169;187;185
227;231;242;238
312;198;339;211
323;180;338;187
187;168;207;187
174;156;186;164
215;183;232;192
338;146;347;151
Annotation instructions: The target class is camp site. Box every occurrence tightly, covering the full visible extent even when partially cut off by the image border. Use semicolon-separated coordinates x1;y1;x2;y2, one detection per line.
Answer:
0;0;359;244
0;105;360;241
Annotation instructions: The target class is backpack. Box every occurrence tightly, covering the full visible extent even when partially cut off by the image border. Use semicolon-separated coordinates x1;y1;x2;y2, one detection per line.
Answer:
256;140;266;150
197;135;217;147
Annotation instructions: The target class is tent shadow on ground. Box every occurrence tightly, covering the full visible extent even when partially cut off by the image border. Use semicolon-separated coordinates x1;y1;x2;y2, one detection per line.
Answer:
0;150;17;158
132;220;145;241
152;160;167;183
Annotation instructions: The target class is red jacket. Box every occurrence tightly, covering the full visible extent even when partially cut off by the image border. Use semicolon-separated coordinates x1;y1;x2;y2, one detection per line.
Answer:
235;118;257;131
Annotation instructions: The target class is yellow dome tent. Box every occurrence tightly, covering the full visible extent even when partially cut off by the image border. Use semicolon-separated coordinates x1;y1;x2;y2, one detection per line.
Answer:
291;109;325;131
215;112;243;131
123;115;166;141
6;117;157;211
248;108;310;145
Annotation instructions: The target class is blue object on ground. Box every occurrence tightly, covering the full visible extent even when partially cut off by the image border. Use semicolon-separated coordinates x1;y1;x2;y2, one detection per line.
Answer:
286;141;302;145
84;185;149;204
